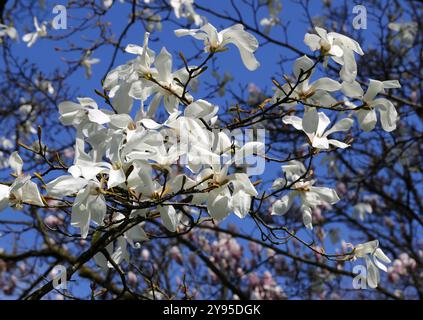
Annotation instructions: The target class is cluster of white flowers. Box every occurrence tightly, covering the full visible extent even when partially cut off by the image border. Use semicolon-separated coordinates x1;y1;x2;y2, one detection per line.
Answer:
268;26;400;287
0;21;397;288
0;24;264;269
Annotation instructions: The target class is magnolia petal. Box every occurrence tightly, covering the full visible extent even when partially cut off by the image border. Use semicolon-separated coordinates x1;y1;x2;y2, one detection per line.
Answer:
88;194;107;225
301;205;313;229
125;224;148;248
21;180;44;207
375;98;398;132
339;48;357;82
159;205;178;232
312;77;341;92
71;189;91;239
304;33;321;51
88;109;110;125
112;82;133;114
342;81;364;98
282;115;303;131
108;168;126;189
311;136;330;149
310;186;340;205
155;47;173;82
184;99;218;119
271;192;296;215
328;139;350;149
0;184;10;211
363;79;384;102
207;189;231;220
329;44;344;57
302;108;319;134
356;109;377;132
374;247;391;264
366;258;380;289
293;55;314;79
232;189;251;218
316;111;331;137
9;151;23;176
382;80;401;89
46;176;88;197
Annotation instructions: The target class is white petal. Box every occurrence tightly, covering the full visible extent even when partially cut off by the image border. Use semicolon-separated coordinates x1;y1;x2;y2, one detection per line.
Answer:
382;80;401;89
9;151;23;176
86;195;106;226
72;188;91;238
301;205;313;229
293;55;314;79
311;136;330;149
304;33;321;51
22;180;44;206
374;98;398;132
125;224;148;248
207;189;231;220
328;139;350;149
302;108;319;134
220;24;260;71
46;176;88;197
155;47;173;82
341;81;364;98
88;109;110;125
232;189;251;218
363;80;384;102
312;78;341;92
282;115;303;131
108;168;126;189
0;184;10;211
374;248;391;264
356;109;377;131
310;186;340;204
366;258;380;288
339;49;357;82
159;205;178;232
271;192;296;215
315;111;331;137
112;82;133;114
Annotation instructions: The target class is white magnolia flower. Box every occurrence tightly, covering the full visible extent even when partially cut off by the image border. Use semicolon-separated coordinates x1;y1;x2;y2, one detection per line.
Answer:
353;203;372;221
35;79;55;95
343;79;401;132
94;235;129;270
283;107;353;149
158;205;179;232
175;23;260;71
170;0;203;26
260;17;280;35
304;26;364;82
47;173;106;238
82;53;100;79
58;97;111;127
260;0;282;35
0;152;44;211
142;46;191;114
104;32;158;115
271;160;340;229
0;24;18;41
352;240;391;288
388;22;418;47
22;17;47;47
273;55;341;108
